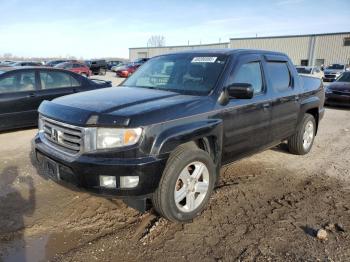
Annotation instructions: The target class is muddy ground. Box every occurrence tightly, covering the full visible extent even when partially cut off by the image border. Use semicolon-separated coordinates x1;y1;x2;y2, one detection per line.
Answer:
0;106;349;262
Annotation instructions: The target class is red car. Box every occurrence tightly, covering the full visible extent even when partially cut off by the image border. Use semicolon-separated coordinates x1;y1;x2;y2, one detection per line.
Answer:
115;63;141;77
55;62;92;77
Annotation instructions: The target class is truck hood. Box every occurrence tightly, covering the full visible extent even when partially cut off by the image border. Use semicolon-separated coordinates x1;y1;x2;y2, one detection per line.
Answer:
39;87;213;127
328;82;350;91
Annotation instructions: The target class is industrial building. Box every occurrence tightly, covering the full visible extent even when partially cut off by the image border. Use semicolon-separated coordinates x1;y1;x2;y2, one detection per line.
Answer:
129;32;350;66
129;42;229;60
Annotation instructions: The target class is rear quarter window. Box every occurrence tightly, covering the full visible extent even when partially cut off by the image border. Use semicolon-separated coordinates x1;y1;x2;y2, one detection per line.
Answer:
266;62;291;92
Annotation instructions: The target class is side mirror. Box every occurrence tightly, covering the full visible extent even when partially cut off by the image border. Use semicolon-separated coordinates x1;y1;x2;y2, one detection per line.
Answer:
227;83;254;99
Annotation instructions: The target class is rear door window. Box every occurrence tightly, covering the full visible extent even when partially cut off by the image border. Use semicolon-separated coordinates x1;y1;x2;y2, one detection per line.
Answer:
39;71;80;89
0;71;36;93
266;62;291;92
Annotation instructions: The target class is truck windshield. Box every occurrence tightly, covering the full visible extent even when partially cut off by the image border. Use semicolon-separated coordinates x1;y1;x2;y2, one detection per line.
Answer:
336;72;350;82
327;64;344;70
122;54;227;95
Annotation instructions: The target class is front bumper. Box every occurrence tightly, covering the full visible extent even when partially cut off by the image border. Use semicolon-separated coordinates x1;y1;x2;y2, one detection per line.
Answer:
323;75;338;82
32;133;167;197
325;93;350;107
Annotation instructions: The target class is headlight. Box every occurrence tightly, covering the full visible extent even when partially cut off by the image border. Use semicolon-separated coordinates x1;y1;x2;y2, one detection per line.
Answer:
38;117;44;133
96;128;142;149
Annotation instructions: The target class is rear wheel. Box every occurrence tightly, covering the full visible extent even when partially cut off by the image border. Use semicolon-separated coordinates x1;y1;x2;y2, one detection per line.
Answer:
152;143;215;222
288;113;316;155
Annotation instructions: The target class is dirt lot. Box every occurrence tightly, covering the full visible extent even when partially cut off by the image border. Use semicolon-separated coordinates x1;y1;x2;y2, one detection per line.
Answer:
0;104;349;261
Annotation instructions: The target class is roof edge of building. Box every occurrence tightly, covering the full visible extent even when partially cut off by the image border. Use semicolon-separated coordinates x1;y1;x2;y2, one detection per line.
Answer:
129;42;229;50
229;31;350;40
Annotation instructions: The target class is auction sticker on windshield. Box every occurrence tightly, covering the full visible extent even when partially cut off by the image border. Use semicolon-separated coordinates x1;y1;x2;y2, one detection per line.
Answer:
191;57;217;63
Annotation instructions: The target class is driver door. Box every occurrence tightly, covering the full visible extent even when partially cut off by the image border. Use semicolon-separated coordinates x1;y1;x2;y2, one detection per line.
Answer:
219;54;273;164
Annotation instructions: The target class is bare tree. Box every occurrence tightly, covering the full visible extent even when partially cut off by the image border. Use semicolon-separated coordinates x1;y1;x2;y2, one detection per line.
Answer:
3;53;13;59
147;35;166;47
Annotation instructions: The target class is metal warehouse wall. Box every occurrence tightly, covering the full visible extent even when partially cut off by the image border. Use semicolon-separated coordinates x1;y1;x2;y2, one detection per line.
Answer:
129;42;229;60
230;36;310;65
314;33;350;65
129;33;350;66
230;33;350;66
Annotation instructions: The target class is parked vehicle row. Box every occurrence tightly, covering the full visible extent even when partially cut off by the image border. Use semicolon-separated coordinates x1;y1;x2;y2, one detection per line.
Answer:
45;59;77;67
84;60;108;75
115;63;141;77
113;58;150;77
55;62;92;77
323;64;349;82
0;67;112;131
107;60;123;70
325;71;350;107
295;66;323;78
32;49;325;222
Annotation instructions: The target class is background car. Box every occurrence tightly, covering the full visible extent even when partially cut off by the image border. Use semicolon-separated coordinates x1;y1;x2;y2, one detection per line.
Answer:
323;64;349;82
325;71;350;107
295;66;323;78
111;62;127;72
107;60;123;70
85;59;107;75
0;67;112;131
133;58;150;65
115;63;141;77
10;61;42;67
46;59;76;67
0;61;16;66
55;62;92;77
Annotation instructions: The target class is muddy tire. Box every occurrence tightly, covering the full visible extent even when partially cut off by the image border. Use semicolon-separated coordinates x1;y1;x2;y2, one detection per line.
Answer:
152;143;215;222
288;113;316;155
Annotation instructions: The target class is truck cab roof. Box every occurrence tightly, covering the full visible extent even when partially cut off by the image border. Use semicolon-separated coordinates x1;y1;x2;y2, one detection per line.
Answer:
164;48;287;57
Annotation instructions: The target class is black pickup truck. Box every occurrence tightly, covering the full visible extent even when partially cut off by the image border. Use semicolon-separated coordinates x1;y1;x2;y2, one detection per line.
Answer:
32;49;325;222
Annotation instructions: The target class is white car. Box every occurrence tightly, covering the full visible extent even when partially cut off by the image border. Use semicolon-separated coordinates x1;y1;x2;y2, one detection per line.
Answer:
111;63;127;72
296;66;323;78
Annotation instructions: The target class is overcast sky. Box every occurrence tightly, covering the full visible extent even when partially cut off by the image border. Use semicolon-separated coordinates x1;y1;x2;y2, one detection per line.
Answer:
0;0;349;59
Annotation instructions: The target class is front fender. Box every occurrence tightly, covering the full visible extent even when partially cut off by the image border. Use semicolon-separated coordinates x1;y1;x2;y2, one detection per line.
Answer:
150;119;223;157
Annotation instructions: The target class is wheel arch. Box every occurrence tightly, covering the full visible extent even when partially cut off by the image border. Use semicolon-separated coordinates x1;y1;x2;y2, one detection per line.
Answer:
151;119;223;165
298;96;321;135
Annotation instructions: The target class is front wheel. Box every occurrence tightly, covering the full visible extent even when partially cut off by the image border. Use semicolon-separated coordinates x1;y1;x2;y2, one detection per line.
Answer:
288;113;316;155
152;143;215;222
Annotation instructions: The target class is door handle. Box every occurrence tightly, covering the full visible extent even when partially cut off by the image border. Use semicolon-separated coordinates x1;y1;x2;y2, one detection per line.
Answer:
262;103;271;111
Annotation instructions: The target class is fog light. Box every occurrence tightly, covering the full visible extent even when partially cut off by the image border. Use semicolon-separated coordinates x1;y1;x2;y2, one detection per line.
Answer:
99;176;116;188
120;176;139;188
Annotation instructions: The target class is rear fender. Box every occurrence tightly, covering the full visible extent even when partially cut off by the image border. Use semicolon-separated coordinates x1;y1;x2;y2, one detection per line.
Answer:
297;96;320;131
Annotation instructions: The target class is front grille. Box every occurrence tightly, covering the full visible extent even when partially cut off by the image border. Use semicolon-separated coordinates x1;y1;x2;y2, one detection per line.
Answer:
41;117;84;155
325;74;336;79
